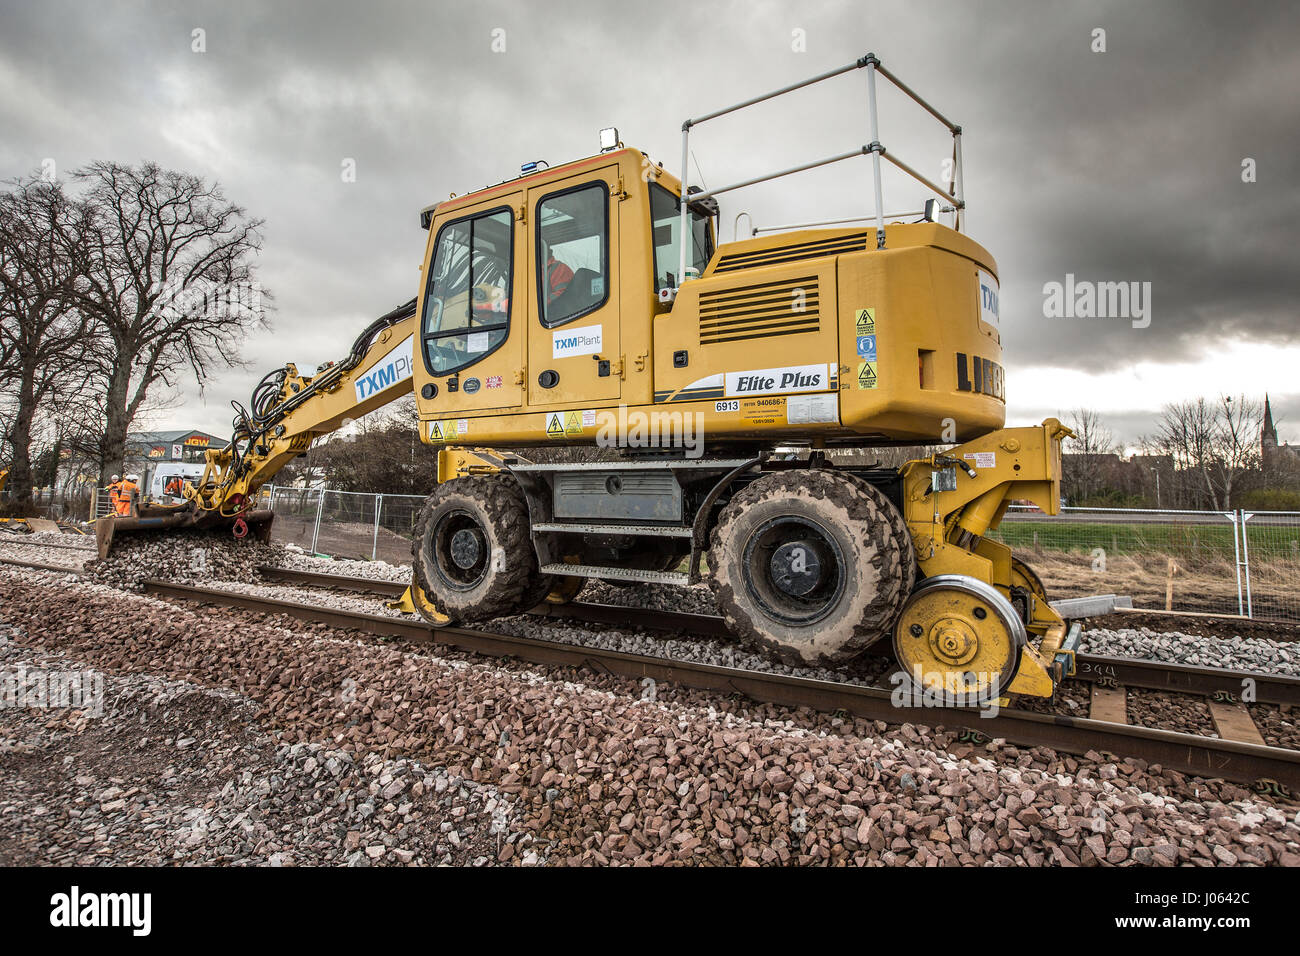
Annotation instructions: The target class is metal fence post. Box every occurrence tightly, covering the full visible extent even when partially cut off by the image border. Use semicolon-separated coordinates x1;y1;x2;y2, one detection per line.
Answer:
372;494;383;561
1227;510;1244;616
1239;509;1254;618
310;488;326;554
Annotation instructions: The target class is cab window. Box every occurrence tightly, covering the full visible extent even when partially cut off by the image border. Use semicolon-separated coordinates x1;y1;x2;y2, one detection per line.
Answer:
536;184;608;328
421;207;512;375
650;183;712;292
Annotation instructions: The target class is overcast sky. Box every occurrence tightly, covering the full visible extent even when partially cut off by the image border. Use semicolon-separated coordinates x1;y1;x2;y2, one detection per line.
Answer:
2;0;1297;448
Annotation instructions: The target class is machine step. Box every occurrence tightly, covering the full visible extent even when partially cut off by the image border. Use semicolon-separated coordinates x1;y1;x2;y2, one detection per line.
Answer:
539;562;690;585
533;522;693;538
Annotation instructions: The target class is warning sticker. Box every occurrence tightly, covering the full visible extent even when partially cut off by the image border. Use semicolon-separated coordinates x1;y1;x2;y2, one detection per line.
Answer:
964;451;996;469
545;412;565;439
856;334;877;361
565;411;583;436
857;362;878;389
855;308;875;335
430;421;444;441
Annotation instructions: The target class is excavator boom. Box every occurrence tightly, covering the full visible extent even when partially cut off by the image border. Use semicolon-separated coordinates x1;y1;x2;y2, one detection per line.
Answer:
95;299;421;558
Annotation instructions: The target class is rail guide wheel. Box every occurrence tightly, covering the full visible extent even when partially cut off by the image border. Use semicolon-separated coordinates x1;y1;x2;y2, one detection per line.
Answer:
892;575;1027;705
404;573;452;626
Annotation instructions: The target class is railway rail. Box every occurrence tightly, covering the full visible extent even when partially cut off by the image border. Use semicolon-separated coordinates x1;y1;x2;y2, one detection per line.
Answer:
3;551;1298;792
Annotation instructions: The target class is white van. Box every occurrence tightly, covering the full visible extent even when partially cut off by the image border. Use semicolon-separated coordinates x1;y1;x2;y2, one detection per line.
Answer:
148;463;206;502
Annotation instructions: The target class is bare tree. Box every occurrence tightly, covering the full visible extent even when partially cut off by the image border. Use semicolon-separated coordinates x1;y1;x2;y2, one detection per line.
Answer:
1061;408;1115;504
1144;395;1263;509
73;161;268;485
0;177;94;510
1208;394;1263;509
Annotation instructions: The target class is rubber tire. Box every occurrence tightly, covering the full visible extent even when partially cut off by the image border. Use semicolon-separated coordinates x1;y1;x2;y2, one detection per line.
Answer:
412;474;538;621
845;474;917;601
706;470;904;666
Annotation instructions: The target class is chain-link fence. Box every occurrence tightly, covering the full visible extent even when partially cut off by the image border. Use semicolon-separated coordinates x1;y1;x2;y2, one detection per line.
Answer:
987;506;1300;623
262;486;425;564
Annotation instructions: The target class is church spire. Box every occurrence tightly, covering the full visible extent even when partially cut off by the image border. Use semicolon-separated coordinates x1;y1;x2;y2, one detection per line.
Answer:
1263;393;1278;449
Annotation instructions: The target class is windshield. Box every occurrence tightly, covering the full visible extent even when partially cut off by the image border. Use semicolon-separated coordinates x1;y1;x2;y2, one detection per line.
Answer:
650;183;713;292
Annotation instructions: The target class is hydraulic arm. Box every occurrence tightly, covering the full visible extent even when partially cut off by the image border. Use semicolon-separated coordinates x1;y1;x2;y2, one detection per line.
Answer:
94;299;420;558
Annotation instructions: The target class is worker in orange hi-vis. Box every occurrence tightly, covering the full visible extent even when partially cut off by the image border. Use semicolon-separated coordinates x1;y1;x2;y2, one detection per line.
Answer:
105;474;123;515
115;474;140;516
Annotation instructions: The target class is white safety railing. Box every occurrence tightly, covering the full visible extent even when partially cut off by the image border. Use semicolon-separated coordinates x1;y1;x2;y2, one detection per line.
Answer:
678;53;966;282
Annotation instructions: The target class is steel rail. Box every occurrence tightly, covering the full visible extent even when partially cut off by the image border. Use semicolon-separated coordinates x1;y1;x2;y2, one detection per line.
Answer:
0;554;86;573
255;565;1300;706
138;577;1300;791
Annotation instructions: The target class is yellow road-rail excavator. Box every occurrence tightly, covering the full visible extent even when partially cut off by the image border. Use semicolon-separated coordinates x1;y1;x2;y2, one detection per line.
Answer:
100;56;1079;704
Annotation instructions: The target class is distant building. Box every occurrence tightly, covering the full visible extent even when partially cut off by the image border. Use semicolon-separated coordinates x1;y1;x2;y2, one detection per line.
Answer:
1261;395;1300;484
122;429;222;487
125;429;224;469
1262;395;1299;465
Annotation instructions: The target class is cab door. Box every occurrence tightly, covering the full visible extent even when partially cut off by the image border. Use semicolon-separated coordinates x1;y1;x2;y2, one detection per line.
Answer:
416;195;526;419
526;167;621;408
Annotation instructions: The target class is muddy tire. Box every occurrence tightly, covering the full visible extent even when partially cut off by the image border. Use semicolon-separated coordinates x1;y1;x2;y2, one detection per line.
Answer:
706;470;906;666
845;474;917;601
412;475;539;621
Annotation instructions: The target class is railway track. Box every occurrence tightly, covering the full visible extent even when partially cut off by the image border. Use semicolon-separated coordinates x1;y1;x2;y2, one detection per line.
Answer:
3;552;1298;792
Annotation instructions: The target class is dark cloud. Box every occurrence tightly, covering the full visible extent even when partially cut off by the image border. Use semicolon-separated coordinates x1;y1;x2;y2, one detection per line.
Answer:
2;0;1297;444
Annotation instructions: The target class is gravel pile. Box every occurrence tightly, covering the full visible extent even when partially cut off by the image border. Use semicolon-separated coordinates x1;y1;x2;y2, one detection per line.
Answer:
1125;688;1217;737
2;571;1297;866
484;612;895;687
1253;705;1300;750
0;637;527;865
580;579;720;616
277;546;412;584
205;579;417;620
84;531;286;590
1082;626;1298;676
18;530;94;547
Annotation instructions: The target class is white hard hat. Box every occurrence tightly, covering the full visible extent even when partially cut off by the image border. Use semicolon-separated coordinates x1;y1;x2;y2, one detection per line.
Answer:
111;474;120;482
126;474;140;483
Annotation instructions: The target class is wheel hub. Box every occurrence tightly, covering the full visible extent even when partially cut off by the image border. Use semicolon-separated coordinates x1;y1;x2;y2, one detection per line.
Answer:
450;528;484;569
768;539;826;597
741;516;846;626
431;508;491;590
929;618;978;666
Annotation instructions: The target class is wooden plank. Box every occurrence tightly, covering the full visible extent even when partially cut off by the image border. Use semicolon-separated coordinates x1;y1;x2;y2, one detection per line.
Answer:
1089;685;1128;724
1208;700;1267;747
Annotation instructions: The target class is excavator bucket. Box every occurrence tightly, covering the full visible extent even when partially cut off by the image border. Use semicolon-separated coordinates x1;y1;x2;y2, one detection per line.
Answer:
93;504;275;560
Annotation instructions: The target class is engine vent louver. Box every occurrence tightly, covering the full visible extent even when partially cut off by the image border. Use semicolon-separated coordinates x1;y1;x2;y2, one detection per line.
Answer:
712;232;870;274
698;276;820;345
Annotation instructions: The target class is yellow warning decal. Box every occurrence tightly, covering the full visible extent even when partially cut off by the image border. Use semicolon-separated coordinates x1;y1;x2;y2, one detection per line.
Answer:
855;308;875;335
545;412;565;439
565;411;583;436
857;362;878;389
430;421;445;441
